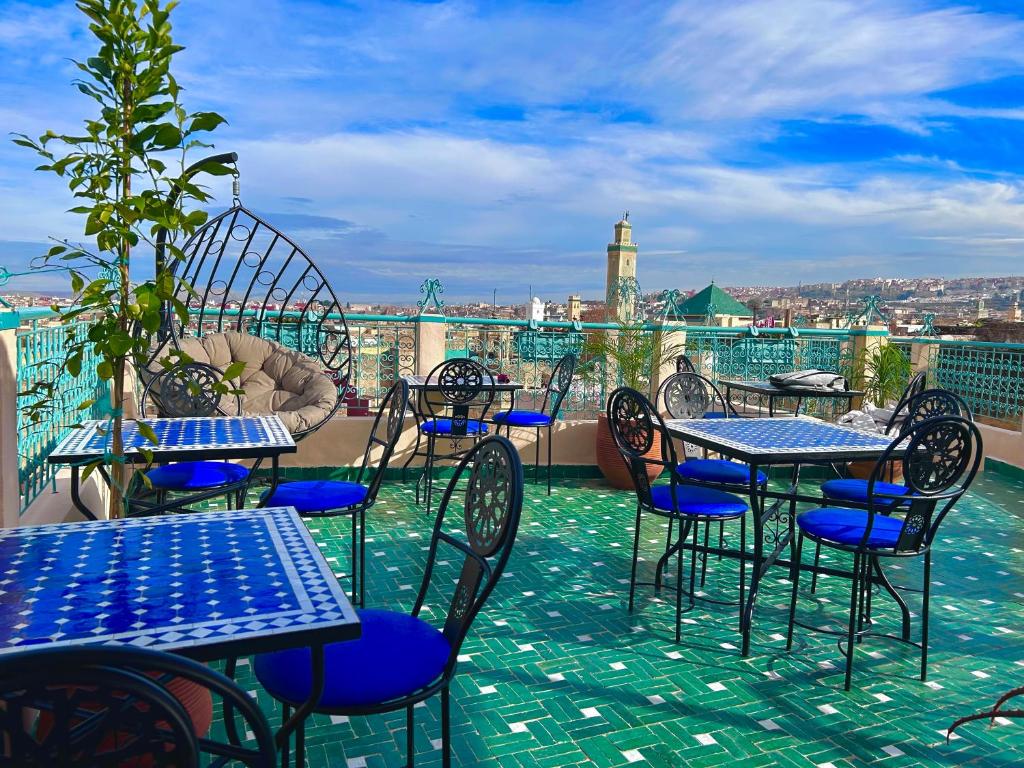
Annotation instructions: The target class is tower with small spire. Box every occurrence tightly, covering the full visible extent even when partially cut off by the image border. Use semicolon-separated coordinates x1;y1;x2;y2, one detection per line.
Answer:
605;212;638;320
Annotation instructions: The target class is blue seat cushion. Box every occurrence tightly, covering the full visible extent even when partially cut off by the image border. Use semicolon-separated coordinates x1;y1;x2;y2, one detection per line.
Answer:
419;418;488;435
649;484;748;517
820;478;909;505
253;609;451;708
676;459;767;486
492;410;553;427
703;411;728;419
798;507;905;548
262;480;368;513
145;461;249;491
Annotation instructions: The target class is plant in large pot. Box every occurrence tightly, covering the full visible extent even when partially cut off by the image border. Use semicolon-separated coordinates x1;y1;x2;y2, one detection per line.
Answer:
847;342;912;479
583;321;682;490
15;0;232;519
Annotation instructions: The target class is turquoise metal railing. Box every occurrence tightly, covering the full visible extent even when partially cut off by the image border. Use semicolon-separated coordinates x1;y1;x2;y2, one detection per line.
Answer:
17;316;107;512
892;337;1024;423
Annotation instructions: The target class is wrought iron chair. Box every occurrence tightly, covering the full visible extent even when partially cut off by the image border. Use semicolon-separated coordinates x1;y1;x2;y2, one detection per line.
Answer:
492;352;577;494
133;361;250;513
658;370;738;420
261;378;409;606
0;644;275;767
810;388;971;592
607;387;749;643
406;358;496;512
787;415;982;690
149;178;352;443
253;435;524;768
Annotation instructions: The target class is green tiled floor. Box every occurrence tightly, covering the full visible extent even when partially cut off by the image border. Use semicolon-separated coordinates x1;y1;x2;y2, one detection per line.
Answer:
228;470;1024;766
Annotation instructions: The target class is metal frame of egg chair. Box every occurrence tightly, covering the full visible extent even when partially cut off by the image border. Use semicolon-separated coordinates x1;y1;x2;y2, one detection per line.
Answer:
149;153;354;504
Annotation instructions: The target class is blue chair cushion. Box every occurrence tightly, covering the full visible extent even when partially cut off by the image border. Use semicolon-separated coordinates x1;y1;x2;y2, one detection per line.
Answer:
676;459;767;486
820;478;909;505
262;480;368;513
798;507;905;549
145;461;249;491
419;418;488;435
649;484;748;517
703;412;728;419
492;410;553;427
253;609;451;708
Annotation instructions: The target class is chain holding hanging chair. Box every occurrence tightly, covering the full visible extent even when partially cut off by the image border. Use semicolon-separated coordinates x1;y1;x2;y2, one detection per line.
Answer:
147;153;353;441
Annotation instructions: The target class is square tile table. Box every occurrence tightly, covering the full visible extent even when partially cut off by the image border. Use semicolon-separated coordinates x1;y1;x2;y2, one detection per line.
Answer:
0;506;358;748
47;415;296;520
664;416;903;655
720;379;863;417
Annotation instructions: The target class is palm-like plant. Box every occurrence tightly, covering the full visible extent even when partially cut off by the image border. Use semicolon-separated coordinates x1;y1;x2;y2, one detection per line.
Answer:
851;343;912;408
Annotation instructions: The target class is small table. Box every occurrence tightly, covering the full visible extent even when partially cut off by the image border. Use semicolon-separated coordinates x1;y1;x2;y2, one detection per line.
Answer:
721;379;863;417
0;506;359;747
47;415;296;520
664;416;902;655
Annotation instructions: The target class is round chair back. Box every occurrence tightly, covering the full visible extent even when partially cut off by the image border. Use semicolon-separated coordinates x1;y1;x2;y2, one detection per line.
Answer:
656;371;730;420
140;362;242;418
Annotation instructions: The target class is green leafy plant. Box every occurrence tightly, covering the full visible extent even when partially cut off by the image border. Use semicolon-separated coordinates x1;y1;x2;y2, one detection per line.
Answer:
581;320;684;395
851;343;912;408
13;0;235;519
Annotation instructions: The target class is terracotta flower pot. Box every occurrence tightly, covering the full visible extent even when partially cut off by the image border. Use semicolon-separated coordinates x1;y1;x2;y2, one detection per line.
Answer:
847;459;904;482
595;413;664;490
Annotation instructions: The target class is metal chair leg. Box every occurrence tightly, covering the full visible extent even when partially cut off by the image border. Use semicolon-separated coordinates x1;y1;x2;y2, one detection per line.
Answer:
628;504;642;612
534;427;541;485
280;704;291;768
360;506;367;608
675;517;685;643
809;542;822;593
844;553;862;691
546;424;553;495
441;686;452;768
699;522;710;587
786;532;803;650
921;550;932;681
407;703;415;767
296;716;306;768
350;509;359;606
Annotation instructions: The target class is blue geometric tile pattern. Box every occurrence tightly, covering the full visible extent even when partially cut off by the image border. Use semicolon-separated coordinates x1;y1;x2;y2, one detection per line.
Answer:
48;415;295;462
0;507;356;656
666;416;896;459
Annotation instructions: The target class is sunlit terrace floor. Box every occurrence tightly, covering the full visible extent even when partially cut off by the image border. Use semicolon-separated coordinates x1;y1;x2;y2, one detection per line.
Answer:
225;468;1024;767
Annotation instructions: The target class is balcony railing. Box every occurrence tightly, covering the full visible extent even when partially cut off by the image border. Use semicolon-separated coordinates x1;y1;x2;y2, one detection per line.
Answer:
9;303;1024;515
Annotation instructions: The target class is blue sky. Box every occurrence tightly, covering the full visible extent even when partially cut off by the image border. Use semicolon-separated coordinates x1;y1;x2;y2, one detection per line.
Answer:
3;0;1024;302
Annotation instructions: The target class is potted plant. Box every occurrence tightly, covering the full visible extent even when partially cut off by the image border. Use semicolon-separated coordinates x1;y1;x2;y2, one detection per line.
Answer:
847;342;912;479
582;321;683;490
15;0;232;519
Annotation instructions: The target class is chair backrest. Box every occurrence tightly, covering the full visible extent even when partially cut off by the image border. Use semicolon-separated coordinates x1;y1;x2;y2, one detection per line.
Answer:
539;353;577;419
656;371;732;420
140;361;242;418
884;371;927;433
356;378;410;503
897;389;972;436
676;354;696;373
413;436;524;674
0;645;275;767
865;415;982;553
606;387;679;509
423;358;497;426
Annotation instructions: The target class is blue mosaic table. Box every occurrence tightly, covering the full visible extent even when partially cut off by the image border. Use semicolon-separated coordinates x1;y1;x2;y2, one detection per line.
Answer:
663;416;905;656
0;507;359;661
47;415;295;464
665;415;900;463
46;416;296;520
720;379;863;417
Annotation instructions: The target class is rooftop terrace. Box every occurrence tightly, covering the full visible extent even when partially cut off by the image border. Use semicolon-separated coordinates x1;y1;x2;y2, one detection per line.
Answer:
219;470;1024;767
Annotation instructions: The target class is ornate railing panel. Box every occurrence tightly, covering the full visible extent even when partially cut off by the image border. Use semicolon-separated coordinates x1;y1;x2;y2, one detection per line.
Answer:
17;319;107;512
914;340;1024;423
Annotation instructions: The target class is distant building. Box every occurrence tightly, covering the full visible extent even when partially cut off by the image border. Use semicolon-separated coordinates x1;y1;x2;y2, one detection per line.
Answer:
674;282;753;326
605;213;637;320
527;296;545;322
567;295;582;322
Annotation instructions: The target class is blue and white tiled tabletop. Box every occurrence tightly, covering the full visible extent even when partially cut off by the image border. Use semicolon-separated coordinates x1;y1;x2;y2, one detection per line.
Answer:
665;416;901;463
48;415;296;464
0;507;358;660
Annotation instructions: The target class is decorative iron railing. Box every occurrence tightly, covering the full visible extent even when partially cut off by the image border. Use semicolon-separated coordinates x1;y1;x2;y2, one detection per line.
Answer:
892;337;1024;423
17;316;107;512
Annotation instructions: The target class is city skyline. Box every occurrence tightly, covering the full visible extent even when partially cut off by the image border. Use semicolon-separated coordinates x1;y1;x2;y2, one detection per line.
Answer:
3;1;1024;301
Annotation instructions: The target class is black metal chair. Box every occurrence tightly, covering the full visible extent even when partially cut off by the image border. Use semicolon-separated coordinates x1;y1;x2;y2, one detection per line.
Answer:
787;415;982;690
406;358;497;512
810;388;972;592
607;387;749;643
133;361;250;513
880;370;927;434
0;645;275;767
492;352;577;494
253;435;524;768
261;379;409;607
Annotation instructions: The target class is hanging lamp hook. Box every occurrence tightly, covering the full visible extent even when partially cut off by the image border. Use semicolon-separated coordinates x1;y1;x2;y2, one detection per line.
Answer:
231;163;241;206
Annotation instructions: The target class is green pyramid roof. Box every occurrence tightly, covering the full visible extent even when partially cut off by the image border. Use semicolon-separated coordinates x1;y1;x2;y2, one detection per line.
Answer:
675;283;751;317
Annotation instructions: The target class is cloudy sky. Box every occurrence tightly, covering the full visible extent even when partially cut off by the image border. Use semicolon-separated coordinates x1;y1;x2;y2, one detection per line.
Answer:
2;0;1024;302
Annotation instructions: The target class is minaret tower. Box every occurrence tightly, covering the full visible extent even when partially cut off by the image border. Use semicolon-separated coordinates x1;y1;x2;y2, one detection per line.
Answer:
605;211;638;319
